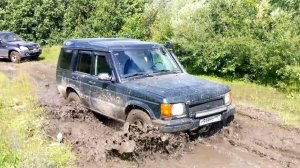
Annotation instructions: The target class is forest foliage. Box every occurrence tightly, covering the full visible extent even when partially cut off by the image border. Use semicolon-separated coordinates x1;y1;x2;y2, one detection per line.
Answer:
0;0;299;91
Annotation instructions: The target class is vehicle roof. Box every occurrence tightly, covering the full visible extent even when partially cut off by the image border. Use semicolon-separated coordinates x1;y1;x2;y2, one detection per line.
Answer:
63;38;162;51
0;32;13;35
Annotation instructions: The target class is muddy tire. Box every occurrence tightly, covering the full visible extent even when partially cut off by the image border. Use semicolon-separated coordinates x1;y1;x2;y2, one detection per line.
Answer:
126;109;152;127
67;92;81;104
10;51;21;63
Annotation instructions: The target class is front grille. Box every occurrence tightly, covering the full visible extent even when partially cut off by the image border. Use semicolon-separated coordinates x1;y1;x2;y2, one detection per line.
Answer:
189;98;224;115
27;45;38;50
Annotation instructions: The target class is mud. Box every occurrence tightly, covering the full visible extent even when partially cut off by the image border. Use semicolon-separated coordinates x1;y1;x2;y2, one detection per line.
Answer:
106;124;190;159
43;103;94;122
43;103;116;167
1;60;300;168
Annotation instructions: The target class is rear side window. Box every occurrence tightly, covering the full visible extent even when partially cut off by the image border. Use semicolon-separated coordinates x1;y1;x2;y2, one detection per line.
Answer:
59;49;73;69
95;56;111;75
76;51;92;74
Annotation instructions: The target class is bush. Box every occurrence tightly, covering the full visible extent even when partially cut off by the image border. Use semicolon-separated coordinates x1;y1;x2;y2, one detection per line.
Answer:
146;0;300;91
277;66;300;92
0;0;147;45
1;0;299;91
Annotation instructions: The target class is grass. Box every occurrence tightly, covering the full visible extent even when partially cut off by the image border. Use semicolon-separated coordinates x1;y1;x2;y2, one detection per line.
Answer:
40;45;61;65
0;73;75;168
200;75;300;126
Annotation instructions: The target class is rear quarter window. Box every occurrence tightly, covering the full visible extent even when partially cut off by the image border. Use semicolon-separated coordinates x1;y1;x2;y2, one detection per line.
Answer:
59;49;73;69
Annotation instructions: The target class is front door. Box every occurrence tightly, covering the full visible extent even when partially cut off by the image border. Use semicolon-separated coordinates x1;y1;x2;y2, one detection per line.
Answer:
89;53;124;119
0;40;8;58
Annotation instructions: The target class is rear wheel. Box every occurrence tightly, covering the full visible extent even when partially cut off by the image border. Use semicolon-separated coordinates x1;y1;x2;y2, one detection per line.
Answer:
126;109;152;127
10;51;21;63
67;92;81;104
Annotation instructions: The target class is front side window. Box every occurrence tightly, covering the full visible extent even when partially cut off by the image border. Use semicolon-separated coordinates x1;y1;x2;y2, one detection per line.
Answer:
59;49;73;69
95;55;111;75
112;48;181;78
76;51;92;74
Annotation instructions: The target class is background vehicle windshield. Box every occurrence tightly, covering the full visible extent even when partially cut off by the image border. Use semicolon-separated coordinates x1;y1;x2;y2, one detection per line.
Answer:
113;48;181;78
1;33;22;42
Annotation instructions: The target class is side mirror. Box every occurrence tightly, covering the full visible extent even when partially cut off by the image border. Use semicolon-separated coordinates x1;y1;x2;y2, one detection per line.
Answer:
98;73;112;81
165;41;174;50
0;39;2;44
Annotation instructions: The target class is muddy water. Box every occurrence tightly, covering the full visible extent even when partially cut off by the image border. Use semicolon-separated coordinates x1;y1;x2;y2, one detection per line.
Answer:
1;61;300;168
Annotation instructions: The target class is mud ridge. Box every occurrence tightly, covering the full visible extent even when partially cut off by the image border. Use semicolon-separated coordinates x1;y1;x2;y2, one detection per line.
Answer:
42;103;96;122
105;123;191;161
212;116;300;168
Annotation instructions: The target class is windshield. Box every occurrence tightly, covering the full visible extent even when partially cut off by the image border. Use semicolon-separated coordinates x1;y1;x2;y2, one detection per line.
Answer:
113;48;181;78
1;33;22;42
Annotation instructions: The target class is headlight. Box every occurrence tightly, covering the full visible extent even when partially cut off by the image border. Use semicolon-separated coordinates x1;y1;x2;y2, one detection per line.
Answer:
224;92;232;105
19;46;29;51
161;103;186;117
172;103;185;115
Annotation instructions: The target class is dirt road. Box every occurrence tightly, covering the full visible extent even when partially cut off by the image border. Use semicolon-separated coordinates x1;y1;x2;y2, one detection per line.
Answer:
0;60;299;168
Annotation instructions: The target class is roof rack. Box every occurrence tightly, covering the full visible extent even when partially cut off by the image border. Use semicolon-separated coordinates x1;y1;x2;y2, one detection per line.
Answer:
63;38;160;51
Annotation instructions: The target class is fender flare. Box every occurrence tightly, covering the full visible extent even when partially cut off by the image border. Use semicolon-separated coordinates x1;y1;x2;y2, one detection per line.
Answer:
7;47;21;58
125;100;157;119
66;84;82;98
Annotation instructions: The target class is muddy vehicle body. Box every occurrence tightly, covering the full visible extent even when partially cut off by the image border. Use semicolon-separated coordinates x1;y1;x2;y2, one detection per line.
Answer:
56;38;235;133
0;32;42;63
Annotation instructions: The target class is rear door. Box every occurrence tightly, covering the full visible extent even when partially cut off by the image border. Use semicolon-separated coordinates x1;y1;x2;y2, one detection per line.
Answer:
74;50;93;106
56;48;75;96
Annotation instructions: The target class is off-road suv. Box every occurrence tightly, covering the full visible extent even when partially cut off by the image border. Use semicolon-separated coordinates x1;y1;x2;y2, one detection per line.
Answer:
56;38;235;133
0;32;42;63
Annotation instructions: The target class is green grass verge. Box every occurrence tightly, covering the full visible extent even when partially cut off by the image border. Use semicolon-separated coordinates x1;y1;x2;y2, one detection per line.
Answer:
0;73;75;168
40;45;61;65
200;75;300;126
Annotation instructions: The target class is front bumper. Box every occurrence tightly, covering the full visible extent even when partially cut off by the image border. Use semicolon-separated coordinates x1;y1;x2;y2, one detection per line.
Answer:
20;49;42;57
154;105;235;133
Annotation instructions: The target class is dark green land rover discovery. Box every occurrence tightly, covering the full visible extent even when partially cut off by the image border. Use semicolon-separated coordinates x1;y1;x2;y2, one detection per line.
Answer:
56;38;235;133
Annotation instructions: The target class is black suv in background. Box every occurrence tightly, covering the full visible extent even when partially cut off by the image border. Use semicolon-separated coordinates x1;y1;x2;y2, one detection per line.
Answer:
0;32;42;63
56;38;235;133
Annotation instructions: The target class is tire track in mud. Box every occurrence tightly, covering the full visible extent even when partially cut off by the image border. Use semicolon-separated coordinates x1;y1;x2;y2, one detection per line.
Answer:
1;61;300;168
214;105;300;168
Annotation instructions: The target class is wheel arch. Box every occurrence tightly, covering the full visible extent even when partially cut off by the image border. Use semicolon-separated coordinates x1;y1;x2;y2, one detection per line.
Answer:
66;86;79;97
125;100;156;119
8;49;19;58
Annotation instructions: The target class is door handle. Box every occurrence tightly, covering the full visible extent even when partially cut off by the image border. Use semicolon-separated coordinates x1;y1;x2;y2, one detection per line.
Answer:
88;81;96;85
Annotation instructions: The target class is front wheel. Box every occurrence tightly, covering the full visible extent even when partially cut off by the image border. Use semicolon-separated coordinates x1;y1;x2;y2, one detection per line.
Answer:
10;51;21;63
67;92;81;104
126;109;152;128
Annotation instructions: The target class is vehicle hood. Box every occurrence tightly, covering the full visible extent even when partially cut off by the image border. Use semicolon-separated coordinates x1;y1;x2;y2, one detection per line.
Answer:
123;73;230;104
7;41;38;47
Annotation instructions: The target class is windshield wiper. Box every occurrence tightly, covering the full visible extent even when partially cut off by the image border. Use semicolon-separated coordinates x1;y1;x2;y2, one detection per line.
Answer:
153;69;180;74
123;72;153;78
